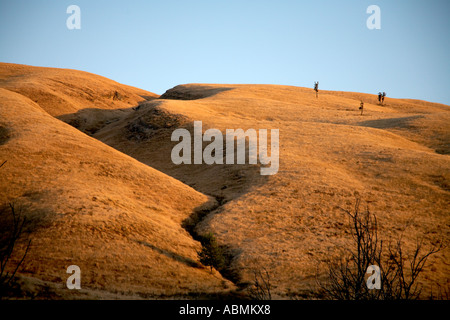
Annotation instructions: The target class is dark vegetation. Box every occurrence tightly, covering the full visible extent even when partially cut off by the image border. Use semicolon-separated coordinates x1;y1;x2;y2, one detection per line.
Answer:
316;198;444;300
0;161;32;298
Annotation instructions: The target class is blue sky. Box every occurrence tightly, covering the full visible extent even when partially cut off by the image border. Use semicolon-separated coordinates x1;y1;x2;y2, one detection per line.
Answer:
1;0;449;104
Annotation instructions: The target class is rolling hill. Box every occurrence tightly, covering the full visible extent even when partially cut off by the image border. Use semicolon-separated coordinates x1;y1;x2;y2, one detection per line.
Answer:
0;63;233;299
1;63;449;299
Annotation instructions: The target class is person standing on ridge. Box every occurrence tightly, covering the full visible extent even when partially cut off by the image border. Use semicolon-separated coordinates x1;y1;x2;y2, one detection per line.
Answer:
359;101;364;115
378;92;382;104
314;81;319;98
382;92;386;105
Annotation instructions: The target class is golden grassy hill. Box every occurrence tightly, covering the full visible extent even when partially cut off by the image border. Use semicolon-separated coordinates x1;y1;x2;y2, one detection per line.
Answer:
1;63;449;299
66;83;449;298
0;62;158;117
0;64;234;299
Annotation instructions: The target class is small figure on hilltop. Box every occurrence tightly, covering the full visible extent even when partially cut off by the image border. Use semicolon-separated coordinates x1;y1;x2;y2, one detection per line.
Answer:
314;81;319;98
378;92;382;104
359;101;364;115
382;92;386;105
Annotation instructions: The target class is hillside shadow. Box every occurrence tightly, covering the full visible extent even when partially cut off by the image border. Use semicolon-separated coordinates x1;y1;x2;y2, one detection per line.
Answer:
160;85;234;100
129;118;270;202
59;101;270;202
358;115;449;155
0;125;10;145
358;115;424;129
135;240;202;269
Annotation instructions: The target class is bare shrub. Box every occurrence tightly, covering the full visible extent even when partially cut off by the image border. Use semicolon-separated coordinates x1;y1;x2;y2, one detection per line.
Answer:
248;268;272;300
0;161;32;298
0;203;31;297
317;198;443;300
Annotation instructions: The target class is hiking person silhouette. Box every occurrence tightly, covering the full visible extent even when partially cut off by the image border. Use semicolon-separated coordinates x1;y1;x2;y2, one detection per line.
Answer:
382;92;386;104
378;92;382;104
359;101;364;115
314;81;319;98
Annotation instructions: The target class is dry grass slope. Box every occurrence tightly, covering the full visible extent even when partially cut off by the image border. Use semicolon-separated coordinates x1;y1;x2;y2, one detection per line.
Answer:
83;83;449;298
0;63;449;299
0;64;234;299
